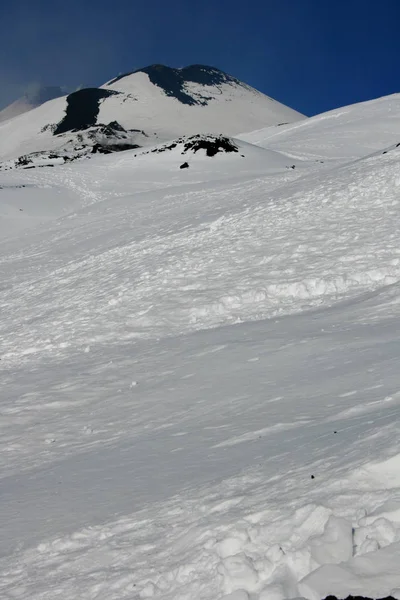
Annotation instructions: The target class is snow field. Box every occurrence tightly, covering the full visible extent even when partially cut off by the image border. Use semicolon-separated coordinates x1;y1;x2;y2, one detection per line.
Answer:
1;142;400;365
1;91;400;600
2;280;400;599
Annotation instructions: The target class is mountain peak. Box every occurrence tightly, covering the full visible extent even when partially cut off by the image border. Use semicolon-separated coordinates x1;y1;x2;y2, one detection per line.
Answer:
106;63;244;106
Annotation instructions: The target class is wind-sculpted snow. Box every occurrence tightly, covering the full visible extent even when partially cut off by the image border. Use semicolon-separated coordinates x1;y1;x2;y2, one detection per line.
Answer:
1;93;400;600
1;142;399;363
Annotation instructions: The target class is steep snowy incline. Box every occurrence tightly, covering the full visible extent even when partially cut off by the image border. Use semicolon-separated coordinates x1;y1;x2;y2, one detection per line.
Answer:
1;94;400;600
240;93;400;163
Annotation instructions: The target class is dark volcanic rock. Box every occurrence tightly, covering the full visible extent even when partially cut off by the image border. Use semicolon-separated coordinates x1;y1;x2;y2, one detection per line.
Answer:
183;135;238;157
147;135;239;158
91;143;140;154
99;120;126;134
107;64;244;106
54;88;119;135
87;121;146;140
0;116;146;171
15;155;32;167
180;162;189;169
325;596;395;600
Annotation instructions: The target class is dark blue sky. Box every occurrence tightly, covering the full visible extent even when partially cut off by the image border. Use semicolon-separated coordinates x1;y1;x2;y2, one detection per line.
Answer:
1;0;399;115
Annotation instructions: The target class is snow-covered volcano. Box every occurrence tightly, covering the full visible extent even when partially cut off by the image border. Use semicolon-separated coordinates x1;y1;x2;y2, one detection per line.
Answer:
0;64;304;162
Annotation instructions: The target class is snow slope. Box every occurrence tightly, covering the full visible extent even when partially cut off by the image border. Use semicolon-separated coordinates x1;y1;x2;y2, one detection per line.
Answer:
0;135;304;236
240;93;400;163
0;95;68;160
0;98;36;124
0;180;78;237
1;92;400;600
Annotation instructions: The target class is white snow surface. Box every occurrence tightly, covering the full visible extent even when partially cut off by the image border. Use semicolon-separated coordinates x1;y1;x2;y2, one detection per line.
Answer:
1;93;400;600
240;93;400;163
